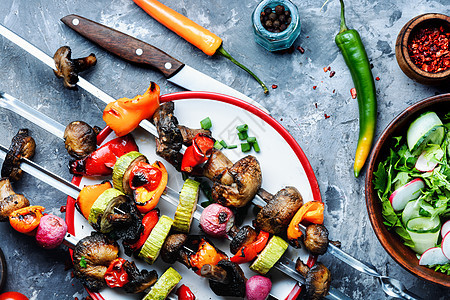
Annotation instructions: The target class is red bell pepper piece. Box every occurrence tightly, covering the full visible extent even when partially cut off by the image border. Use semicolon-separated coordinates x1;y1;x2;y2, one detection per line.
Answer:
129;161;162;191
104;257;129;288
230;231;270;264
189;239;228;275
126;209;160;252
176;284;196;300
69;134;138;176
181;133;214;172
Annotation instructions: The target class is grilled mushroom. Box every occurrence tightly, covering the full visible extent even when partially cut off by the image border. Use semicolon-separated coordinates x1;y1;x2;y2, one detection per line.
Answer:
295;259;331;300
1;129;36;182
64;121;98;159
208;259;247;298
160;233;188;264
203;149;234;182
122;260;158;294
255;186;303;235
73;233;119;292
178;125;211;146
211;155;262;208
303;224;329;256
0;178;29;221
151;102;183;170
53;46;97;89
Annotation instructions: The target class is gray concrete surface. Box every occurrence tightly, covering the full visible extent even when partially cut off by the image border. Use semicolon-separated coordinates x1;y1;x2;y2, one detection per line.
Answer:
0;0;449;299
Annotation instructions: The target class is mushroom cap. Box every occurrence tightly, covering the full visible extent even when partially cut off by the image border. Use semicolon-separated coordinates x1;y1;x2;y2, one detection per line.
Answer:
64;121;97;159
208;259;247;297
303;224;329;256
160;233;188;264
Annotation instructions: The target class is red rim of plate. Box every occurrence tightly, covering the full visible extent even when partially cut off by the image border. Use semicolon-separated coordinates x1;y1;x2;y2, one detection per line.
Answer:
65;91;322;300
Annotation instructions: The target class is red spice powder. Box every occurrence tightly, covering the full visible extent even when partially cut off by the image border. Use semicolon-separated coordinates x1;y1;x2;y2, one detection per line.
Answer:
350;88;357;99
297;46;305;54
375;77;380;81
272;84;278;89
324;113;331;119
330;71;336;78
408;25;449;73
313;86;317;90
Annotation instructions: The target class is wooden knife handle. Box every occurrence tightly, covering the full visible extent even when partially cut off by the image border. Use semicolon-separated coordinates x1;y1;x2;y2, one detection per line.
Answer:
61;14;184;78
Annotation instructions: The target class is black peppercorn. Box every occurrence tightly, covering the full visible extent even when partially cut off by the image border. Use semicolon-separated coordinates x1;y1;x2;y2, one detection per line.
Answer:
260;5;291;32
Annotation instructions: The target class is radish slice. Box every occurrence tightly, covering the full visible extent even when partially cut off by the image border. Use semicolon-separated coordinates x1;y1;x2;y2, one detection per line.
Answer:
419;247;450;266
389;178;425;211
442;231;450;260
415;148;444;172
442;220;450;239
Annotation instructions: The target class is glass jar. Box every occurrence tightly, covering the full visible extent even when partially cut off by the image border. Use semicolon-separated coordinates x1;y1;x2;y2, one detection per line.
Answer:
252;0;301;51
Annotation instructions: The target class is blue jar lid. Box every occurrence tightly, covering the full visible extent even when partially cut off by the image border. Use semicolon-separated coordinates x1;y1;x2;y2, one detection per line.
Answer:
252;0;301;52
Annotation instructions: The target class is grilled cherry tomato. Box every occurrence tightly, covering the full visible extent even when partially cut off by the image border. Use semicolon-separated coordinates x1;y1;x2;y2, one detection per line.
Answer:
0;292;29;300
176;284;196;300
104;257;129;288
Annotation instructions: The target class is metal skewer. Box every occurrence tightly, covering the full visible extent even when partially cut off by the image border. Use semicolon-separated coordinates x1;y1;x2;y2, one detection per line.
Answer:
0;24;420;299
0;90;422;299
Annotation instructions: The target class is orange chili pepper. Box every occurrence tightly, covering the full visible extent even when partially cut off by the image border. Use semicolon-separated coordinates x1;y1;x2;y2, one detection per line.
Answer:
76;181;112;220
287;201;324;243
103;82;160;137
9;205;45;235
189;239;228;275
133;161;168;214
133;0;268;94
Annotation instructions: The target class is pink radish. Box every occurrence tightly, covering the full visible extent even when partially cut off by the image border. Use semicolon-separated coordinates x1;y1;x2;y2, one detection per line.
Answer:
389;178;425;211
419;247;450;266
415;149;444;172
442;231;450;260
441;220;450;239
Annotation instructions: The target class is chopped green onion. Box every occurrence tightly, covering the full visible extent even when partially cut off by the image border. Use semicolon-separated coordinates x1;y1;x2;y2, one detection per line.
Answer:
219;140;228;148
241;142;251;152
200;117;212;130
236;124;249;132
80;256;87;268
227;144;237;149
238;131;248;140
214;140;223;150
253;140;261;152
247;136;257;144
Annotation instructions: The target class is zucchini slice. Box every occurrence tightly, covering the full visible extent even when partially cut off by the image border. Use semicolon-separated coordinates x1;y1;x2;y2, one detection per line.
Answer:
112;151;147;194
407;111;445;155
173;179;201;233
407;217;441;254
139;215;173;265
143;267;181;300
88;188;124;229
250;235;288;275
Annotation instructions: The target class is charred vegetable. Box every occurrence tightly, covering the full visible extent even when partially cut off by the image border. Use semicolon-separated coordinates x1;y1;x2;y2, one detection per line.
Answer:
142;267;181;300
1;129;36;181
160;233;188;264
255;186;303;235
53;46;96;89
303;224;329;256
73;233;120;292
64;121;98;159
295;259;331;300
199;203;234;238
173;179;201;233
0;178;30;221
211;155;262;208
207;259;247;298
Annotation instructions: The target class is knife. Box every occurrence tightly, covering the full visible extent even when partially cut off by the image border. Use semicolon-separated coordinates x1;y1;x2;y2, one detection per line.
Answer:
60;14;269;114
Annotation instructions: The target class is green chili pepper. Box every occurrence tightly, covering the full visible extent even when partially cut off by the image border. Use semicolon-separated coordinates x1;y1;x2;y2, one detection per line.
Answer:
335;0;377;178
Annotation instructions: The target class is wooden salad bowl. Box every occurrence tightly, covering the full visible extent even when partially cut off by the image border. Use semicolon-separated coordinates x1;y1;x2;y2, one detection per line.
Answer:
395;13;450;85
365;93;450;287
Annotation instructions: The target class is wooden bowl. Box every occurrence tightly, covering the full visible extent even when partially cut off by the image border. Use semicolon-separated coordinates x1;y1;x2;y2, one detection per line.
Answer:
395;13;450;85
365;93;450;287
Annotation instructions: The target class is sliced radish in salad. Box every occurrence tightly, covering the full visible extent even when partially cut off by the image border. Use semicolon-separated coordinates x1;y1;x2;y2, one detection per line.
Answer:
419;247;450;266
415;147;444;172
389;178;425;211
442;231;450;260
441;220;450;239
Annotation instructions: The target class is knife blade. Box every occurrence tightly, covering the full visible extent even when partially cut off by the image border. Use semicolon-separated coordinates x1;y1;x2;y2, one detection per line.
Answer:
60;14;269;114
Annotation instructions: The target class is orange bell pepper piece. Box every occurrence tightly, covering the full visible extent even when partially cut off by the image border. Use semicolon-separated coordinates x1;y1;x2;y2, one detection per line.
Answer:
287;201;324;243
9;205;45;235
133;161;168;214
189;239;228;275
103;82;160;137
76;181;112;220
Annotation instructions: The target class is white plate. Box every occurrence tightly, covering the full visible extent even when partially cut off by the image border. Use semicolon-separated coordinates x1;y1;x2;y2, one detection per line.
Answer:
66;92;322;300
